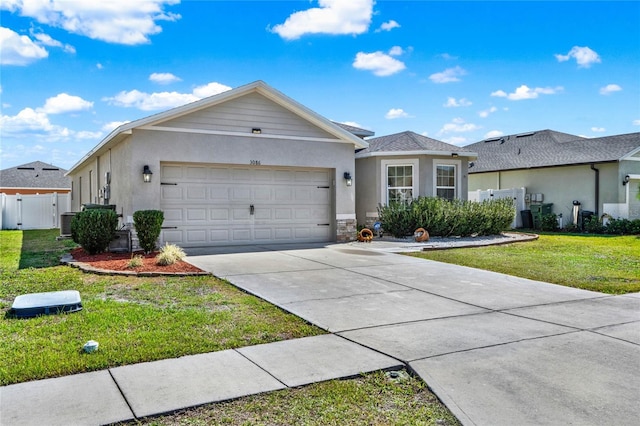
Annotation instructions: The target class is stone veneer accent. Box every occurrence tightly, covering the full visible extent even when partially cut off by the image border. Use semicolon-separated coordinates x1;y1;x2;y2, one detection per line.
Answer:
336;218;357;243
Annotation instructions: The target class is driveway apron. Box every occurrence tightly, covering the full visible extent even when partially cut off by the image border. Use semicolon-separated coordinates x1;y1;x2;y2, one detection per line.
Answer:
187;243;640;426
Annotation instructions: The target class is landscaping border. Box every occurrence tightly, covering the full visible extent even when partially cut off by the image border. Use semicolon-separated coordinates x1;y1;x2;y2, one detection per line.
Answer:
60;254;212;277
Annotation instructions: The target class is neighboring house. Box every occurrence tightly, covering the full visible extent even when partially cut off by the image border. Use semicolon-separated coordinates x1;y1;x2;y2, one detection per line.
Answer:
66;81;368;247
466;130;640;221
355;131;477;226
0;161;71;195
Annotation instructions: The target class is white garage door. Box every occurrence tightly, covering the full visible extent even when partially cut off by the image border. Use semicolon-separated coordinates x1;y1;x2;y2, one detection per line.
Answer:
160;163;333;247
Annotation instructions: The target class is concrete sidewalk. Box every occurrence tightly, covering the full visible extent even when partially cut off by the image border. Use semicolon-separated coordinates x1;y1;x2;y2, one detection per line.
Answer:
187;242;640;426
0;334;401;425
2;241;639;425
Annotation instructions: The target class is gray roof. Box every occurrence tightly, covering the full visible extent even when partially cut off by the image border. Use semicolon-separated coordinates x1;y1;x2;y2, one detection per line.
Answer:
332;122;375;138
465;130;640;173
356;130;475;157
0;161;71;189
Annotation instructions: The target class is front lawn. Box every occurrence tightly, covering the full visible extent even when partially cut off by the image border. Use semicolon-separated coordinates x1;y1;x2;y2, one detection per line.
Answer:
0;229;322;386
411;233;640;294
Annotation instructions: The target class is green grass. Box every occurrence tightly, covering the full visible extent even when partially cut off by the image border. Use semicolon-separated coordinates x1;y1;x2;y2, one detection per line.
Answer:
0;229;323;386
133;370;460;426
411;233;640;294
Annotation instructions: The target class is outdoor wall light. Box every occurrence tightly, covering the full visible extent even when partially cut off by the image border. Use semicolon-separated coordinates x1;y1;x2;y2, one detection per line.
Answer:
622;175;630;186
344;172;352;187
252;128;262;134
143;165;153;183
451;153;459;158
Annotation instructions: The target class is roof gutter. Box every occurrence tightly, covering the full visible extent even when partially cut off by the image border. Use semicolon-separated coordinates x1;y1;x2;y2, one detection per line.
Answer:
590;163;599;216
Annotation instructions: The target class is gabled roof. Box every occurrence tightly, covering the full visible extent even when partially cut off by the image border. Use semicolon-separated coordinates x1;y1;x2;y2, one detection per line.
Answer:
356;131;476;159
67;81;368;174
0;161;71;189
465;130;640;173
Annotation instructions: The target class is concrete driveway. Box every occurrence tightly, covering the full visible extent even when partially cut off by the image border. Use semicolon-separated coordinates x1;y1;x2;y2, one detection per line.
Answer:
187;242;640;426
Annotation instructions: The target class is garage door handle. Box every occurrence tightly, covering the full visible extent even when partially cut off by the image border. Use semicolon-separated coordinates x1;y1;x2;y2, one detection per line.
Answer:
317;223;330;226
250;204;255;215
317;186;330;189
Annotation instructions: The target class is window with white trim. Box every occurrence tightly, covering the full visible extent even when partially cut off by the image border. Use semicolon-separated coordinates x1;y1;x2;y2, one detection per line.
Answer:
432;159;461;200
380;159;419;205
387;164;414;204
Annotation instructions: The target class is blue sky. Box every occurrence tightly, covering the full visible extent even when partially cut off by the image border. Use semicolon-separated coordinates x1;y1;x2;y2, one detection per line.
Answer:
1;0;639;170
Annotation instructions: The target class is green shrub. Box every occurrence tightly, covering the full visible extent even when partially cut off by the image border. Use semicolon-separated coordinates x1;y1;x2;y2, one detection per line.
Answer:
70;209;118;254
377;202;416;238
378;197;515;238
604;218;640;235
583;216;604;234
155;243;186;266
133;210;164;254
540;213;559;232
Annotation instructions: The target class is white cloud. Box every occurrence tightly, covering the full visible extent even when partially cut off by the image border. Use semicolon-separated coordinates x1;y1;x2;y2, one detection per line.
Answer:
149;72;181;85
96;63;103;69
491;85;563;100
444;97;472;108
384;108;412;119
439;53;458;60
40;93;93;114
271;0;373;40
429;66;466;83
441;136;467;146
591;127;606;132
439;117;480;134
633;119;640;126
376;20;400;32
103;81;232;111
0;27;48;65
388;46;404;56
31;31;75;54
3;0;180;45
599;84;622;95
102;121;130;133
192;82;233;98
484;130;504;139
478;106;498;118
353;51;406;76
555;46;601;68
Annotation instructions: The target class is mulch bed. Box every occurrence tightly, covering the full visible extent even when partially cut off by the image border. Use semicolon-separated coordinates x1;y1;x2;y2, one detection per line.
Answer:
69;248;204;274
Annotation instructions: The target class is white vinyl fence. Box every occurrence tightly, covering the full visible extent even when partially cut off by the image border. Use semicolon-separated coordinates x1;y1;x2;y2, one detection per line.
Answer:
468;187;526;229
1;193;71;230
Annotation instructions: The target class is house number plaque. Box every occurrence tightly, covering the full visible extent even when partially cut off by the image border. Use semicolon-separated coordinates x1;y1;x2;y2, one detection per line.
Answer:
250;160;261;165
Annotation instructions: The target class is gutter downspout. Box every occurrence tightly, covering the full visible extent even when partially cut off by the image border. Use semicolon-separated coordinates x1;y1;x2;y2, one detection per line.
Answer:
590;163;599;216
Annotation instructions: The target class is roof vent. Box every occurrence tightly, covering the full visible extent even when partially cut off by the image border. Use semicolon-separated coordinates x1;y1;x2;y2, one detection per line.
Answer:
42;168;60;171
17;167;35;170
516;132;536;138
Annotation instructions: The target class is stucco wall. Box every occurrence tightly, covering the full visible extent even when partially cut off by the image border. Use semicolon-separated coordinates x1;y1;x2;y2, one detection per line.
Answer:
468;162;634;218
119;129;355;229
355;154;470;226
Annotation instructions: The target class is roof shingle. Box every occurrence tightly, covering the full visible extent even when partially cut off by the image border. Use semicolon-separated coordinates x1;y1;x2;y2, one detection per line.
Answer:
356;131;474;157
464;130;640;173
0;161;71;189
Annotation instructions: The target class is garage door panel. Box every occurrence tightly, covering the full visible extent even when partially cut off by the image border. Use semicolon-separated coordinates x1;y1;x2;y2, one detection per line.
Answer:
210;209;229;220
161;163;333;247
186;209;207;221
162;165;183;179
210;229;230;242
254;209;272;220
254;229;272;240
186;186;207;200
161;186;183;201
163;208;184;222
232;187;251;201
186;230;207;243
186;166;208;180
210;187;230;200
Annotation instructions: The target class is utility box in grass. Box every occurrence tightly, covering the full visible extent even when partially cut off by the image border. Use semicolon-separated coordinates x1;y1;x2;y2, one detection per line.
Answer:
109;229;132;253
531;203;553;229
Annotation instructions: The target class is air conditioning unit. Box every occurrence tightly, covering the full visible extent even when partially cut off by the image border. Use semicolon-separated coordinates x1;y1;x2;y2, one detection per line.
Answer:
60;212;76;237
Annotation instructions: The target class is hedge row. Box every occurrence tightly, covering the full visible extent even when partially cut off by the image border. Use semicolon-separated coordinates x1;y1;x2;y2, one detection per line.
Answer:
378;197;515;238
